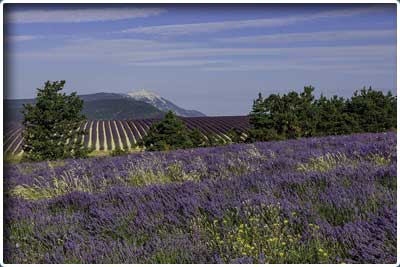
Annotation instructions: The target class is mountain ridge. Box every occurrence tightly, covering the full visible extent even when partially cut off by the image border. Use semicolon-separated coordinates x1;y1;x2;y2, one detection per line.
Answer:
125;89;205;117
4;90;205;122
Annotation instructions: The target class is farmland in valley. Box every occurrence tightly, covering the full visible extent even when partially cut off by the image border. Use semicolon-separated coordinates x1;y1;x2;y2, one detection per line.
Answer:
4;132;396;263
3;116;250;155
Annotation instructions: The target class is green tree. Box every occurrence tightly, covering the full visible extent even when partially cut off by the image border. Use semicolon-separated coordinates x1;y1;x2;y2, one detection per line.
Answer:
297;86;317;137
205;133;226;147
347;87;396;132
188;128;208;147
21;80;88;161
227;127;244;143
247;93;282;142
248;93;269;129
248;87;317;141
314;95;358;136
248;85;396;143
142;111;194;151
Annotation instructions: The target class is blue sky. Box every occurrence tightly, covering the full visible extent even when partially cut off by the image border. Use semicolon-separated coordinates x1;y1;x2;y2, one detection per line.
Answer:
4;4;397;115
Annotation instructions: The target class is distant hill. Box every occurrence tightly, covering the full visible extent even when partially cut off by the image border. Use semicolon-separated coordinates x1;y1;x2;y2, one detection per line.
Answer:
79;92;127;102
4;90;205;122
83;98;163;120
4;98;35;123
4;93;164;122
126;89;205;117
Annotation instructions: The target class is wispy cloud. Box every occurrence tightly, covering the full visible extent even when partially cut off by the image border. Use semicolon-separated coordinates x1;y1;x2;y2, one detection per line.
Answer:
6;35;42;42
6;7;166;24
16;38;394;63
202;61;395;73
128;59;228;67
217;29;396;44
120;5;386;35
12;36;395;75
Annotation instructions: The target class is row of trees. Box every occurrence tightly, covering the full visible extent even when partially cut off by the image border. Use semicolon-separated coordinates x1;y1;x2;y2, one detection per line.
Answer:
20;81;396;161
247;86;396;142
133;86;396;151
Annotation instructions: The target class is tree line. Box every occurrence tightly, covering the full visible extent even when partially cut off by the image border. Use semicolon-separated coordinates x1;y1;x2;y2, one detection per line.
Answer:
110;85;397;152
247;86;396;142
20;81;396;161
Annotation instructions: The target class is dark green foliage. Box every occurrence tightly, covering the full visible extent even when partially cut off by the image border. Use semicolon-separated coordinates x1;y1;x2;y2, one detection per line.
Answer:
248;86;317;141
315;95;358;136
226;127;244;143
205;134;226;147
246;128;283;143
248;86;396;142
21;81;89;161
247;93;279;142
188;128;208;147
111;148;129;157
142;111;195;151
347;87;396;133
142;112;233;151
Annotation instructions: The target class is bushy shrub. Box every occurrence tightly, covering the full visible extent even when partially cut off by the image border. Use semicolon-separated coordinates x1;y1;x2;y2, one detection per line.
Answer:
111;148;129;157
142;111;213;151
142;111;194;151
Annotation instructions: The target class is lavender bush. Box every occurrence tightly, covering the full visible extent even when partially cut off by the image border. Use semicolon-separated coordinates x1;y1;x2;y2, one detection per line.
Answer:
3;132;396;263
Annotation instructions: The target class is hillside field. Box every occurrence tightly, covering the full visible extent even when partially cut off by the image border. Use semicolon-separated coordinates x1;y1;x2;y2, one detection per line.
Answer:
3;116;250;157
3;132;396;264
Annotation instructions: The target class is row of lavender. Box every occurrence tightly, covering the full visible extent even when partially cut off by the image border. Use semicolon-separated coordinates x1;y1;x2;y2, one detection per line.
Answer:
4;132;396;263
3;116;250;155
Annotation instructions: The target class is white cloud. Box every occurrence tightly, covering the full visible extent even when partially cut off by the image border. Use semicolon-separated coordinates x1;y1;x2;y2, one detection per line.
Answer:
120;5;387;35
14;37;395;63
11;36;395;76
218;29;396;44
128;59;228;67
6;35;42;42
6;7;166;24
202;62;395;73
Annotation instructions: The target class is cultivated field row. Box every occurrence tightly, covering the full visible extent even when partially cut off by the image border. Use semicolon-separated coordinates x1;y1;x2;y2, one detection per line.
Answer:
4;116;250;154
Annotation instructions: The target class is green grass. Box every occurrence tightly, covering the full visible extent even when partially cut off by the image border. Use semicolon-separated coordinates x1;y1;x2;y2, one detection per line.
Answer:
3;147;145;164
296;152;355;173
9;172;97;200
4;153;24;164
297;152;392;173
125;161;202;187
88;147;144;157
191;202;340;264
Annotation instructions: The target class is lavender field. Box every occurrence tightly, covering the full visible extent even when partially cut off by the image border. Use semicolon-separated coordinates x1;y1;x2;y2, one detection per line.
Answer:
3;132;396;264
